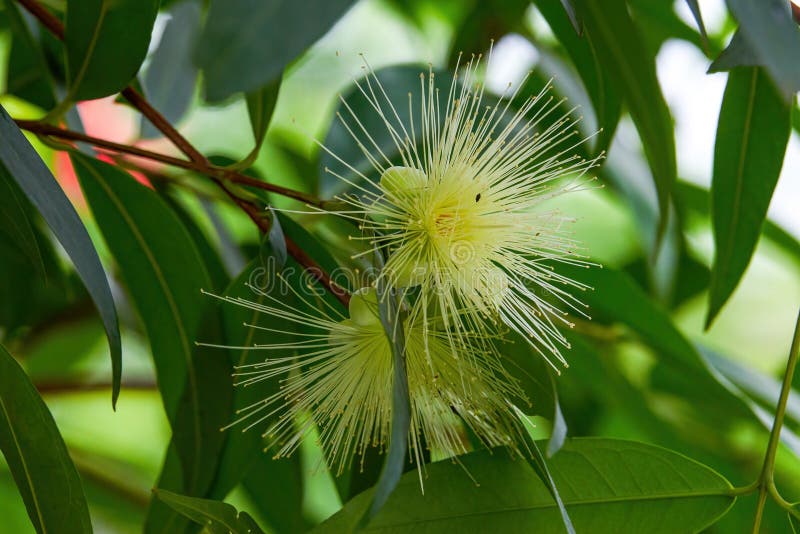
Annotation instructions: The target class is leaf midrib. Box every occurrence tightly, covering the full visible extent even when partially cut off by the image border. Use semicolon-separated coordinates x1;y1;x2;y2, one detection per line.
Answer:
67;1;109;95
715;68;759;296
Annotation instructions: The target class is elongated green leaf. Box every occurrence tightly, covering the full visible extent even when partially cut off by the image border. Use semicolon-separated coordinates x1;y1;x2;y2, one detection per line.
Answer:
0;105;121;407
0;167;44;278
0;344;92;534
707;67;791;327
316;438;735;533
726;0;800;96
676;180;800;266
684;0;709;50
558;0;581;34
207;258;297;499
72;154;209;417
154;489;265;534
241;78;281;166
534;0;620;160
72;156;232;525
65;0;159;100
574;0;676;237
195;0;355;102
3;0;56;109
708;30;758;73
361;249;411;524
141;0;201;138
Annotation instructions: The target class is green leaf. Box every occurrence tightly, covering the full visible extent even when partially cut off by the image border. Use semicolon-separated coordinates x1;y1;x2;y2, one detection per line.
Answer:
2;0;56;109
0;344;92;534
708;30;758;73
0;166;45;279
534;0;620;156
72;155;233;521
725;0;800;96
154;489;265;534
195;0;355;102
360;249;411;524
676;180;800;266
141;0;201;138
519;418;574;534
0;105;121;407
706;67;791;327
242;455;308;534
206;258;297;499
65;0;159;100
241;78;281;166
684;0;709;50
503;334;567;455
574;0;677;238
558;0;581;35
789;504;800;533
319;66;452;197
316;438;735;533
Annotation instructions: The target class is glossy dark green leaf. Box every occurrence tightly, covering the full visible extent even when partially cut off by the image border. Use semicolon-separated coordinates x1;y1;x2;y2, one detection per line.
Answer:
195;0;355;102
261;207;287;270
72;155;235;523
242;78;281;165
726;0;800;96
0;166;44;278
707;67;791;327
574;0;676;237
0;105;121;407
154;489;265;534
72;154;210;417
534;0;620;155
0;344;92;534
3;0;56;109
141;0;201;138
316;438;735;533
65;0;159;100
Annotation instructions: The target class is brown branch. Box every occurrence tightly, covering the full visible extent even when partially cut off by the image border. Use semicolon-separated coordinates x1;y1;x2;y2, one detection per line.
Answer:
16;0;351;307
14;120;322;206
17;0;63;38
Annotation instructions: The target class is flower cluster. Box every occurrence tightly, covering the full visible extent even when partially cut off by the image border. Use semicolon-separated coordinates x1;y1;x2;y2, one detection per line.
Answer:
214;53;599;477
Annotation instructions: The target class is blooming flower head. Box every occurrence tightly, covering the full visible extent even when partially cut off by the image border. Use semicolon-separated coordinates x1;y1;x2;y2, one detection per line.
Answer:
213;283;527;477
323;53;600;369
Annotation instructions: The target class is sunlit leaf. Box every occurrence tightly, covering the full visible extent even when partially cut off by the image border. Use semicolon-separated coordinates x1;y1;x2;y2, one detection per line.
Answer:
707;67;791;327
315;439;735;533
65;0;158;100
0;344;92;534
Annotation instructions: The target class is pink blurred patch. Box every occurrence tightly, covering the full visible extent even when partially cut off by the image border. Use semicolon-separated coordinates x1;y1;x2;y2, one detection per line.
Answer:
55;97;169;208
